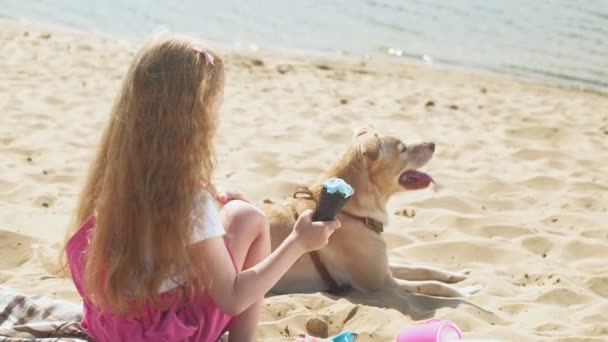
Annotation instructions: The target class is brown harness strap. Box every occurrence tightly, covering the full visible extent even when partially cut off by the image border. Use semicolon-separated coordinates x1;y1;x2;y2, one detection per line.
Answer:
309;247;342;293
289;187;343;292
293;187;314;200
340;210;384;234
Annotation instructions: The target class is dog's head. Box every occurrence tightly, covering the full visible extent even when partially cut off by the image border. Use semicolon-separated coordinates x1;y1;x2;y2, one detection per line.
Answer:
352;126;435;194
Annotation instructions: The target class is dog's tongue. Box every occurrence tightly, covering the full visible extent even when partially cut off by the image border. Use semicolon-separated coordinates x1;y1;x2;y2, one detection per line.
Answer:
400;170;434;190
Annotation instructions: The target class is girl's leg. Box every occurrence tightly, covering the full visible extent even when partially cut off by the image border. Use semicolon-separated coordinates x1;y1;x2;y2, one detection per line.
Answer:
220;200;271;342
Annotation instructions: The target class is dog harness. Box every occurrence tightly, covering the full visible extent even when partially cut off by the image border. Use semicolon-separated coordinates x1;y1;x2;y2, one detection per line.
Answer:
288;187;384;293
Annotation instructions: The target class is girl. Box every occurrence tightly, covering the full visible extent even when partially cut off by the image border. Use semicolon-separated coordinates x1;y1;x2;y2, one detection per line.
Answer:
63;33;340;342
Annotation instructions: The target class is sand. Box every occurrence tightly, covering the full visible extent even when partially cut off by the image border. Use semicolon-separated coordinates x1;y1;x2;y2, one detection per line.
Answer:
1;19;607;341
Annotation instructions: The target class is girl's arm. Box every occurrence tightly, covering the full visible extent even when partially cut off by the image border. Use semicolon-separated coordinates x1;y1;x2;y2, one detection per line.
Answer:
189;210;339;315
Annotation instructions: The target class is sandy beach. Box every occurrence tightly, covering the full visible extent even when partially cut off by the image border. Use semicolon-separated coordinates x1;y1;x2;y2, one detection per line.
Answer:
1;19;607;341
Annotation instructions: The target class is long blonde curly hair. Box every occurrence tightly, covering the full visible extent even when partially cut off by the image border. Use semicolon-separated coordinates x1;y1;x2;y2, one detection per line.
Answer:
66;33;224;315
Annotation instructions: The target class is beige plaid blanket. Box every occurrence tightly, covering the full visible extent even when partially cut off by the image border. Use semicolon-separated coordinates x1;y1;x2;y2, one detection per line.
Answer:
0;287;92;342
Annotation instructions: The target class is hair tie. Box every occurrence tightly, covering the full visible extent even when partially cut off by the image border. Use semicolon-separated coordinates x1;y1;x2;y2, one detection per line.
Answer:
192;44;214;66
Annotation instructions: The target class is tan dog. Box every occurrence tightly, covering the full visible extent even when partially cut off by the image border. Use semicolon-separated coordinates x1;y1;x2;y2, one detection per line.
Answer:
263;128;481;297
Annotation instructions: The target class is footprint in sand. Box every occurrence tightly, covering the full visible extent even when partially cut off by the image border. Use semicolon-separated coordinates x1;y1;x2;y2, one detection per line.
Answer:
561;239;608;260
429;214;495;233
320;129;347;144
0;134;17;146
0;230;34;269
581;229;608;239
585;324;608;337
568;181;608;192
507;126;572;141
535;287;594;306
394;241;514;264
517;176;563;191
511;148;567;161
296;165;325;176
480;198;519;211
535;322;566;332
43;94;64;106
585;276;608;299
34;172;77;185
0;176;18;194
520;235;553;257
570;195;603;211
479;224;534;239
383;232;414;249
408;196;480;214
499;303;527;315
248;150;281;176
32;242;64;277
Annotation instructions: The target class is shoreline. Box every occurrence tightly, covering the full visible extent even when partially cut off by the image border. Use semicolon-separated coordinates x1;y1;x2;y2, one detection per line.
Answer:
3;16;606;97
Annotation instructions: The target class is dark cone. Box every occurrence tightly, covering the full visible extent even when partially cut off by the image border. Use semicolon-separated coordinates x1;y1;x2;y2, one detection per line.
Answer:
313;187;351;221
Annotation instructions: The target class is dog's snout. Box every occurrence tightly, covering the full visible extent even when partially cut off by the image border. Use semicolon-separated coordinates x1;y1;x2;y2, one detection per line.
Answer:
426;142;435;152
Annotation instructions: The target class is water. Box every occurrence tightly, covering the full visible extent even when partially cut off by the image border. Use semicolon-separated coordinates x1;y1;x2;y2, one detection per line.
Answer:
1;0;607;92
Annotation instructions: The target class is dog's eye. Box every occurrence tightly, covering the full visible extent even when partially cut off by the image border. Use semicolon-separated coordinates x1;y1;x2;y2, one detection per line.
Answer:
399;145;407;153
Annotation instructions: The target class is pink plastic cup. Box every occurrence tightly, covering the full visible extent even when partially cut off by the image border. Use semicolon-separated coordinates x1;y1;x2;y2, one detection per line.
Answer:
396;319;463;342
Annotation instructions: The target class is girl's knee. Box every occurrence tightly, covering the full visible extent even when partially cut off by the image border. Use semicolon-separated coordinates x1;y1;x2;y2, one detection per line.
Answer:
222;201;269;235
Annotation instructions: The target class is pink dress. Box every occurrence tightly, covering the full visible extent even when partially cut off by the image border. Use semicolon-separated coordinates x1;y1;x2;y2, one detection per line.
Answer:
66;216;237;342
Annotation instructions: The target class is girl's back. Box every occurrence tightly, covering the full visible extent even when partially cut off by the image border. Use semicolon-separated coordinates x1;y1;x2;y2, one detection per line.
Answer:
63;33;339;342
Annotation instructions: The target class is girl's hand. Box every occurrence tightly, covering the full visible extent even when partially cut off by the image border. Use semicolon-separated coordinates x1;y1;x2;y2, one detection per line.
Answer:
290;210;341;253
216;186;249;205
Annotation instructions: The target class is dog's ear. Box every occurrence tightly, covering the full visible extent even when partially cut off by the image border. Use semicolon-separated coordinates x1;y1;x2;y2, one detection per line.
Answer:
360;135;381;161
352;125;375;139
